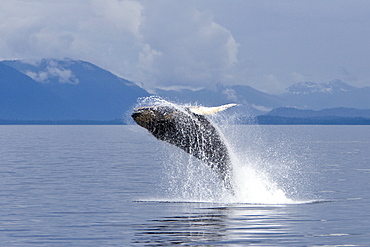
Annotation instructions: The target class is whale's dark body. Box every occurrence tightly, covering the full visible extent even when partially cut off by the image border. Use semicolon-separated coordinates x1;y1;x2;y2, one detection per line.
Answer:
131;105;233;190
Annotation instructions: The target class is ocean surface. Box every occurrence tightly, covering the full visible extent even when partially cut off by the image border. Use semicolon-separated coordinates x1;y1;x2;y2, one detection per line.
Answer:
0;125;369;246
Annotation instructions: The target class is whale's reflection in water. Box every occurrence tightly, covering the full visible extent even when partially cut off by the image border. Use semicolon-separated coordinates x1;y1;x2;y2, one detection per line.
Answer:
133;202;301;246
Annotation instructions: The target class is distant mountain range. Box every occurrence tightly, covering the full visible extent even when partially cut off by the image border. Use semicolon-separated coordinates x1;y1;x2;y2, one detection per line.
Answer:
157;80;370;113
281;80;370;110
1;59;149;120
1;58;370;124
257;107;370;125
267;107;370;118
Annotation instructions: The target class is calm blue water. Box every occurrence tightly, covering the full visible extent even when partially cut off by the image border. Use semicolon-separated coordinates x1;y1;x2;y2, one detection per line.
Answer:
0;125;369;246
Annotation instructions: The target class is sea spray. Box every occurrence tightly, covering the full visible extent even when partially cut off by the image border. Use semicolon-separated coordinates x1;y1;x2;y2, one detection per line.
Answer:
220;122;299;204
135;97;298;204
163;149;228;202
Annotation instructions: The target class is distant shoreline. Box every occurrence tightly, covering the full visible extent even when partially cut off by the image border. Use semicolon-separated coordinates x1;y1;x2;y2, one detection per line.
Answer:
1;117;370;125
255;116;370;125
0;119;125;125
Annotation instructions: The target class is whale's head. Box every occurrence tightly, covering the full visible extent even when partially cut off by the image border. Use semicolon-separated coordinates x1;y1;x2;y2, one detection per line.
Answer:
131;105;184;134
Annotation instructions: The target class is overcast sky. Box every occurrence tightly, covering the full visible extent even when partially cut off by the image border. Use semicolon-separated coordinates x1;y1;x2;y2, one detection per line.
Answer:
1;0;370;93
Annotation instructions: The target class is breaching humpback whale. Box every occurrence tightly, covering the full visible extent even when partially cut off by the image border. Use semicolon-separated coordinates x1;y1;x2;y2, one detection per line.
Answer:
131;102;236;191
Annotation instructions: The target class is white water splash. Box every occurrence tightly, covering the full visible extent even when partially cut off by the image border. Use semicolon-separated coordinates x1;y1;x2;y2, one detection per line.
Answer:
136;97;299;204
231;162;294;204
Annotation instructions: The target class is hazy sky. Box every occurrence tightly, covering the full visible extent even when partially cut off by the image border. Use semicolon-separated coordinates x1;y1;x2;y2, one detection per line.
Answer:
1;0;370;93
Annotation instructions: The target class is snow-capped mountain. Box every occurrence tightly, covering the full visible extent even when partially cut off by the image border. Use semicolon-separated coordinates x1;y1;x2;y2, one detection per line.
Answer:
1;59;149;120
281;80;370;110
0;61;70;120
285;80;357;95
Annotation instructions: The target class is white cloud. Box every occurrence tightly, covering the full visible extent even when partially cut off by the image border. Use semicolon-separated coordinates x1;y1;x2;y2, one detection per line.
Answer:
251;104;272;113
135;2;239;90
222;88;238;102
260;74;284;94
90;0;143;38
25;60;79;84
0;0;239;91
1;0;370;92
290;72;306;83
0;0;145;74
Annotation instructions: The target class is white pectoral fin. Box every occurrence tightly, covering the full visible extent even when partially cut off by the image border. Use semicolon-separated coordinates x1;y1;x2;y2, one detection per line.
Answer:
189;103;238;115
